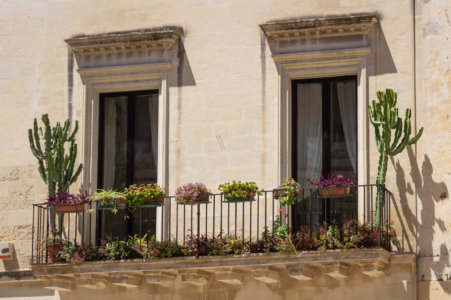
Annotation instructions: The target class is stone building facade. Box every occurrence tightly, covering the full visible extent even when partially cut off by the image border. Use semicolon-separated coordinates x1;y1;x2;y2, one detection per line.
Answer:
0;0;449;299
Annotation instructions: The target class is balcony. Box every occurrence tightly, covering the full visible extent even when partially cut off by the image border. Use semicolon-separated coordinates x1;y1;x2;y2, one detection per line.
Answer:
24;185;418;299
31;184;393;265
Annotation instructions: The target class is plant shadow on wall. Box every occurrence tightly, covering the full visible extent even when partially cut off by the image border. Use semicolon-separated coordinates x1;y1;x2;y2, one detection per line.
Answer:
391;147;449;297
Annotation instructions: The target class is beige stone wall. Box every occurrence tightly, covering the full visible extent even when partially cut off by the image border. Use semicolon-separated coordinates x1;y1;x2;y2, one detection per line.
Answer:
0;0;449;298
414;0;451;298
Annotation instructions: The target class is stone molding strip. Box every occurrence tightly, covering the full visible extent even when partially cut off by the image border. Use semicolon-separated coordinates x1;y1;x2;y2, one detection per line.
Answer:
65;27;183;54
260;15;378;40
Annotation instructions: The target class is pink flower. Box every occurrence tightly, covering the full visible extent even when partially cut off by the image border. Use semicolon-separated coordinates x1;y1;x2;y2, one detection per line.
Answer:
389;230;394;236
389;219;395;225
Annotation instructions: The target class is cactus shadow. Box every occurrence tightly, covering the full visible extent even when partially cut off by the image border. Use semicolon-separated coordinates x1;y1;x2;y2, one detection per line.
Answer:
392;147;449;297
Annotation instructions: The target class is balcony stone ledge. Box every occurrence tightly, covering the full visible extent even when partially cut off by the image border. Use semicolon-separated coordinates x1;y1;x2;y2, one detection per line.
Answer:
23;249;414;291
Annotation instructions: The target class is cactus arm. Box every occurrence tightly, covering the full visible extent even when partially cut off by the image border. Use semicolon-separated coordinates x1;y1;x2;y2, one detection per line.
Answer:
373;124;382;153
32;119;43;154
390;109;412;156
69;121;79;141
368;106;383;125
38;160;47;183
389;119;403;152
28;129;43;159
408;127;423;145
70;164;83;186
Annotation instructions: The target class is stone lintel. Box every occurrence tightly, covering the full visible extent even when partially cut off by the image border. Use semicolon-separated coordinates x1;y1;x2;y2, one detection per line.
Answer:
260;14;378;40
65;27;183;54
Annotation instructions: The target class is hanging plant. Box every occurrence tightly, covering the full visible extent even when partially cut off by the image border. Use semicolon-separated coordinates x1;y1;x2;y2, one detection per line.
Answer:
175;182;210;205
124;184;165;211
273;178;302;206
218;180;263;203
308;174;356;198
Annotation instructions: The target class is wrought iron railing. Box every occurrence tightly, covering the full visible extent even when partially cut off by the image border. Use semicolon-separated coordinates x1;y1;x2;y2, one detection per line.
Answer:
31;184;392;264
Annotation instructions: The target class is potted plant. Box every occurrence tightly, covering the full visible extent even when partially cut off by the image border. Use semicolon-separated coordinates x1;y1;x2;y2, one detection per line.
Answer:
124;183;165;211
218;180;263;203
273;177;302;206
308;174;356;198
90;189;126;213
47;191;90;214
175;182;210;205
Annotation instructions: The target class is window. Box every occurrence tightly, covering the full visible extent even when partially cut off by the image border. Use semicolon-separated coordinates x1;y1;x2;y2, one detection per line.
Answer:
260;15;377;224
97;90;159;240
292;76;357;228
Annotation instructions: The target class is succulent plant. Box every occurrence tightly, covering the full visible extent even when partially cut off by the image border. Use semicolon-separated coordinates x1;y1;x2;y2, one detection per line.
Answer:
368;89;423;223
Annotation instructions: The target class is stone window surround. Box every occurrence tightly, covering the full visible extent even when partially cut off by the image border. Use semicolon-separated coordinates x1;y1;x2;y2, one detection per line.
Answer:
261;15;378;221
66;28;182;240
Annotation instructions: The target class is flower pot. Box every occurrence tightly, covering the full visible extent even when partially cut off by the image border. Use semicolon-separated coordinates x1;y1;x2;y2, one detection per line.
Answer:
97;198;126;210
223;191;256;203
53;202;85;214
318;186;351;197
139;196;165;207
46;242;62;263
176;193;210;205
273;188;303;199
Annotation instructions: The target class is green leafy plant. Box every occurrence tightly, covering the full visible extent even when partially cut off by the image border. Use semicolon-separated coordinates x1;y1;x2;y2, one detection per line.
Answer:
274;178;302;206
124;183;165;211
222;235;249;255
368;89;423;223
90;189;125;214
218;180;263;199
101;239;134;260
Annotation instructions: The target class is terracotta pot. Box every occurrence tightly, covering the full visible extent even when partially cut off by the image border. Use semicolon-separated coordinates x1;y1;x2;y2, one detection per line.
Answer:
176;193;210;205
46;242;62;263
274;188;303;199
53;202;85;214
319;186;351;197
224;191;256;202
145;196;165;204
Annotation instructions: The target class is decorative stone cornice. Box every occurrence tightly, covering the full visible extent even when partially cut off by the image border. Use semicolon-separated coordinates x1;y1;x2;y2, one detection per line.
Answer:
65;27;183;54
260;15;378;40
1;250;414;294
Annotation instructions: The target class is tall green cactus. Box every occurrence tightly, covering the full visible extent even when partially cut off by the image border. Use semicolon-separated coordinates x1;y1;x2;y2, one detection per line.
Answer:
28;114;83;197
368;89;423;223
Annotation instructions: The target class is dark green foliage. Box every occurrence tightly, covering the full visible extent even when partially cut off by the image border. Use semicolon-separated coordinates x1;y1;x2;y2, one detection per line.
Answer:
368;89;423;222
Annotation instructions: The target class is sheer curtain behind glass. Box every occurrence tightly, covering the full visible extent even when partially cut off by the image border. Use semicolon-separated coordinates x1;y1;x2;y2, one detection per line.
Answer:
297;83;323;187
102;96;127;190
336;81;357;173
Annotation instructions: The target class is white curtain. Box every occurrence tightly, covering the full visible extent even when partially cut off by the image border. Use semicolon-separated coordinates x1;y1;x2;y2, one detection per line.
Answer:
103;98;117;189
297;83;323;187
337;81;357;173
148;95;159;169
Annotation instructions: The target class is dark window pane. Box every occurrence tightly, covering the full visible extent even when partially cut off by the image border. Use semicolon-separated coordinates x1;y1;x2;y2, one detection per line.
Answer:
98;91;159;241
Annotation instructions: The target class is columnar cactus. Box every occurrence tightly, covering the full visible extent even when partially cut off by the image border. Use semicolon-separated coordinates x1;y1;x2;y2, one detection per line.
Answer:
28;114;83;197
368;89;423;223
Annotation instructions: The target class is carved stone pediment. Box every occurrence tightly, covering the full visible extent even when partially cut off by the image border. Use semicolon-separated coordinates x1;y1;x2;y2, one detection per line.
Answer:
260;15;377;40
65;27;183;55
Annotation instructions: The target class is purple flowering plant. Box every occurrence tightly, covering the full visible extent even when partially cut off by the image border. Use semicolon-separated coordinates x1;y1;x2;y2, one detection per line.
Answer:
175;182;210;204
46;191;90;207
307;174;356;188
